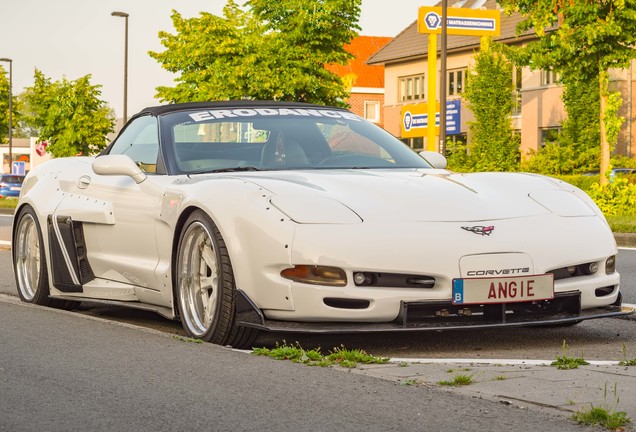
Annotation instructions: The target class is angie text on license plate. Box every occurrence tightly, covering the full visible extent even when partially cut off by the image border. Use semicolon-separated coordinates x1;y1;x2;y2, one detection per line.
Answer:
452;274;554;305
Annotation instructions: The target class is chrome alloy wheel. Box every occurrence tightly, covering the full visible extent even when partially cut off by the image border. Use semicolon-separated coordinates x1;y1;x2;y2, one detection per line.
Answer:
177;221;220;337
14;212;42;301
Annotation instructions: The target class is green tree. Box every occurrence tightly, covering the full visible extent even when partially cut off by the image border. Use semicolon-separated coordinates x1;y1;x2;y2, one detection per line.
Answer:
0;65;21;142
463;37;519;171
149;0;360;106
22;70;114;158
559;75;601;173
523;75;600;175
500;0;636;185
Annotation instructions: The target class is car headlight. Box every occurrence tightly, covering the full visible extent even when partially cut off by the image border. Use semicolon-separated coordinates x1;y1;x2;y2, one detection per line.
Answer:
528;190;596;217
270;195;362;224
281;265;347;286
606;255;616;274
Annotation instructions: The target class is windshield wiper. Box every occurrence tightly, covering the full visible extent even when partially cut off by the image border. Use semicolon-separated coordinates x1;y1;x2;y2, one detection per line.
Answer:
190;166;262;175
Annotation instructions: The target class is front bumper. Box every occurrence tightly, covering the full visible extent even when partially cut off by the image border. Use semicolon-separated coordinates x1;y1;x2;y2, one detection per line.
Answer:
235;290;634;333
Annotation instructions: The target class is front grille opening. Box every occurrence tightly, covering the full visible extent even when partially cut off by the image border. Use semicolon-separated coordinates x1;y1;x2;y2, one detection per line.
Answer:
79;259;91;278
595;286;615;297
399;292;582;327
353;271;436;288
323;298;370;310
73;225;84;242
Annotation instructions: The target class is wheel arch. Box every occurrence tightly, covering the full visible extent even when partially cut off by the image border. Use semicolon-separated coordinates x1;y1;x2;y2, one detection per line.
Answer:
169;192;298;315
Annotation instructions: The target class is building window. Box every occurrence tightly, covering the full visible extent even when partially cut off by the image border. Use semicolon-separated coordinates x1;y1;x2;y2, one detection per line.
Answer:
444;133;467;157
540;127;561;147
400;137;424;150
399;74;425;102
448;68;466;97
512;66;522;115
541;69;560;86
364;101;380;123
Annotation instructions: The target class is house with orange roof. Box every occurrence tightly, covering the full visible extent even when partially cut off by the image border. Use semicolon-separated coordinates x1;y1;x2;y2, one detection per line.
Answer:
327;36;392;128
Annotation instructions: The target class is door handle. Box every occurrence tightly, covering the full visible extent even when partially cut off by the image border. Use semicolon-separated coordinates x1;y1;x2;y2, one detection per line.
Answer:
78;175;91;189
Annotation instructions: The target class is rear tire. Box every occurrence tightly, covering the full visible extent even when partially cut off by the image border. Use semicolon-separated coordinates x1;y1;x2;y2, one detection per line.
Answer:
13;205;75;309
175;210;258;348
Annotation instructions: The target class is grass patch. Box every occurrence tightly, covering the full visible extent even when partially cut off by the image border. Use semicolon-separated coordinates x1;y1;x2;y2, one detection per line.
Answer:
0;198;18;210
606;214;636;233
252;342;389;368
551;340;589;370
619;343;636;366
493;375;508;381
572;383;631;430
438;373;474;387
573;406;630;430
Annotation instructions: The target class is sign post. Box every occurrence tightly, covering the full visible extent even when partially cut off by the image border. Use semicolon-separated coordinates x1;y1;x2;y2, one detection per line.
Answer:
427;34;437;151
417;6;500;152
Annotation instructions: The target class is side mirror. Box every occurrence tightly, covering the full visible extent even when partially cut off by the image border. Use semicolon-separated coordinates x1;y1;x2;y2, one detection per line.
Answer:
419;151;448;169
92;155;147;184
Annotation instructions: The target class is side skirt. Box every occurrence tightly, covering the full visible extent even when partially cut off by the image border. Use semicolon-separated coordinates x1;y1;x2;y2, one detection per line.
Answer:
51;295;176;320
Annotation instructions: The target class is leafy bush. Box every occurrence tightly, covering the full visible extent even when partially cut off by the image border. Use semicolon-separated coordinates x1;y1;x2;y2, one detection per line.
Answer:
550;174;600;191
585;178;636;216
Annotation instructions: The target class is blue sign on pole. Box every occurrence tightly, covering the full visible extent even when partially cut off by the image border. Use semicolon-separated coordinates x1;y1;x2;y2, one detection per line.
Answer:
12;161;25;175
402;100;461;135
445;99;461;135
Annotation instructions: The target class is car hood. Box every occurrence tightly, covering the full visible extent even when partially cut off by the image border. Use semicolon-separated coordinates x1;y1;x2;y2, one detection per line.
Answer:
227;169;598;223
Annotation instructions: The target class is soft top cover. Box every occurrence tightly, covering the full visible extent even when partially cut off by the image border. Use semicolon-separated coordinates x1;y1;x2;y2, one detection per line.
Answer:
138;100;339;117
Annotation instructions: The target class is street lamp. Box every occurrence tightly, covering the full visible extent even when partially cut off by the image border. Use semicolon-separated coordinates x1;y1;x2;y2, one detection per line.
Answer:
0;58;12;173
111;11;129;124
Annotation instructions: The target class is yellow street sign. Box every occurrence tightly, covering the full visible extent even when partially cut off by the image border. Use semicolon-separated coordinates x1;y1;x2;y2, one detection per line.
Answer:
401;103;438;139
418;7;500;37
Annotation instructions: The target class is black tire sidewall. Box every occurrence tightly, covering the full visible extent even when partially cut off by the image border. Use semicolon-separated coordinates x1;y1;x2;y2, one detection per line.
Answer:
13;205;51;305
176;210;235;344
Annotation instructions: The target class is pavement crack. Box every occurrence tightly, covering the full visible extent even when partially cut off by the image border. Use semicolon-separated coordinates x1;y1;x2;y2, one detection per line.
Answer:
494;395;573;412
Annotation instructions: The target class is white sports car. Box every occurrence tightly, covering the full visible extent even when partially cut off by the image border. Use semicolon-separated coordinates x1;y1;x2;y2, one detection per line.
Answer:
12;101;633;348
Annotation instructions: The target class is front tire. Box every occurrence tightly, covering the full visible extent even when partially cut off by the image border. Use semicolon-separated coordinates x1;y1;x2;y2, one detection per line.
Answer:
13;205;74;309
175;210;258;348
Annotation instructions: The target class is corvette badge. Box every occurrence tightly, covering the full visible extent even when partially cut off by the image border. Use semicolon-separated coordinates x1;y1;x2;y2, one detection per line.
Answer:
462;225;494;236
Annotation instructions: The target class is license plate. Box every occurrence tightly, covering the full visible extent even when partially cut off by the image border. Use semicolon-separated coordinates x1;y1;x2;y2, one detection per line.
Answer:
10;186;20;191
452;274;554;305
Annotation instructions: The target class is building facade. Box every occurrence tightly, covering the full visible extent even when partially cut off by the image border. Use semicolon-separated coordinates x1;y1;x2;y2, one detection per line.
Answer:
367;0;636;160
327;36;392;128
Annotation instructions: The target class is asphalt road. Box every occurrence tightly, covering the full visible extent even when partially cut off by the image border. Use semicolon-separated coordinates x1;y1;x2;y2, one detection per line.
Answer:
0;297;592;432
0;213;11;245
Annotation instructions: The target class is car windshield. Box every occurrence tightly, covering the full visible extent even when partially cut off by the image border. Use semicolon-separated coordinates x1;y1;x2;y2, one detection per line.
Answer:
1;175;24;184
161;107;432;174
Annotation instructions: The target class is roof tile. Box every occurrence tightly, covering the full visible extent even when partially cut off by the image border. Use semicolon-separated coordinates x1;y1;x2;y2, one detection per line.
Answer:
367;0;532;65
327;36;392;88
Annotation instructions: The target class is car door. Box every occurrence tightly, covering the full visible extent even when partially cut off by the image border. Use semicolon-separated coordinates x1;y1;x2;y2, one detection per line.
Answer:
55;115;165;294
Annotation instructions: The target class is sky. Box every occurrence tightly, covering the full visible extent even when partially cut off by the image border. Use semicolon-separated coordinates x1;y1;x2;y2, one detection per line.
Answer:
0;0;437;120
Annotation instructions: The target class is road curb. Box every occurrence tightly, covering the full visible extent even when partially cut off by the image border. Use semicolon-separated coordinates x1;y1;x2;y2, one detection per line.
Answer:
614;232;636;248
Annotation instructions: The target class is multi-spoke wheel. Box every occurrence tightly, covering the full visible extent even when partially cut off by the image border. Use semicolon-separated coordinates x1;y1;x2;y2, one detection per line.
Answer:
176;210;258;347
13;206;47;303
13;206;75;310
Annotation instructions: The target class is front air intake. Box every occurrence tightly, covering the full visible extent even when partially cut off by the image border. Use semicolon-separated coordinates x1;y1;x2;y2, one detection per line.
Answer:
323;298;370;310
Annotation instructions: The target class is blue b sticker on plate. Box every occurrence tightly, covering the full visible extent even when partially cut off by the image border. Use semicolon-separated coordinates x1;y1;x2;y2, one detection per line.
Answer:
452;279;464;304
